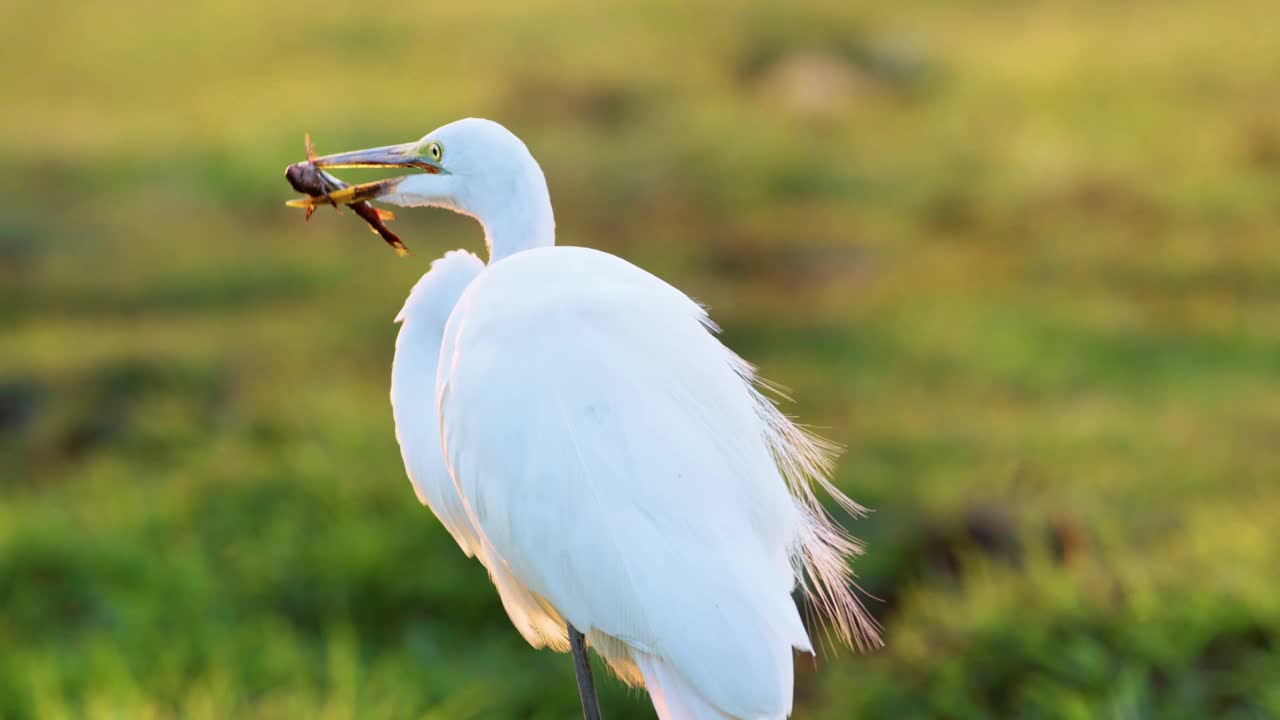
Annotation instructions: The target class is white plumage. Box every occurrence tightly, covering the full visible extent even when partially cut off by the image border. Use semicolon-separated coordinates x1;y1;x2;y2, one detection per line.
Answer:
348;118;876;719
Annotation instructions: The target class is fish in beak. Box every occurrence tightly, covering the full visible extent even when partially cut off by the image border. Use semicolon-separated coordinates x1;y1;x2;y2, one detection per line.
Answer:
283;134;439;255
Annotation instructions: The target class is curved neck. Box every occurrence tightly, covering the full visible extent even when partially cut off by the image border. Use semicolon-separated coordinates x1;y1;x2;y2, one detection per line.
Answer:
481;185;556;263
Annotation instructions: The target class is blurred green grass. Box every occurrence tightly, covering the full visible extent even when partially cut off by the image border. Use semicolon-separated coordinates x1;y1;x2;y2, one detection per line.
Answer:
2;0;1278;718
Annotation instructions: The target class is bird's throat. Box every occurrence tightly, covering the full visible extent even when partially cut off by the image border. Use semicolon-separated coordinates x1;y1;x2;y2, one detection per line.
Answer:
481;198;556;262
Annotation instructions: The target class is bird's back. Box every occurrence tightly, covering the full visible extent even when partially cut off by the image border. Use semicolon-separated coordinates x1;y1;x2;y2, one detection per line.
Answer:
437;246;876;719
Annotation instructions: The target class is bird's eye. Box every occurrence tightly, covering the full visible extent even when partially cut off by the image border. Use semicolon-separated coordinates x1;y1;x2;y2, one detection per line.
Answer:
425;142;443;161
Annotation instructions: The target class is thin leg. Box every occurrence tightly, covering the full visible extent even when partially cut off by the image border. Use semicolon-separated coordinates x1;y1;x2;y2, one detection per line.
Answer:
569;624;603;720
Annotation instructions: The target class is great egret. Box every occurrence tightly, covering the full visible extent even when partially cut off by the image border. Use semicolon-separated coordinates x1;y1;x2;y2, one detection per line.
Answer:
292;118;879;719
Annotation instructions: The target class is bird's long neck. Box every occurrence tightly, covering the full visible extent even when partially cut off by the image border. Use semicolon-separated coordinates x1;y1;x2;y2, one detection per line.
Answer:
481;173;556;263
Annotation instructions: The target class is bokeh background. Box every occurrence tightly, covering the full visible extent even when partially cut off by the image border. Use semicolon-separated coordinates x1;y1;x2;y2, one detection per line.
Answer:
3;1;1278;718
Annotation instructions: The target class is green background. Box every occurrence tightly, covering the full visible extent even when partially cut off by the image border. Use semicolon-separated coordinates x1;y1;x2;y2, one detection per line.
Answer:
2;1;1277;717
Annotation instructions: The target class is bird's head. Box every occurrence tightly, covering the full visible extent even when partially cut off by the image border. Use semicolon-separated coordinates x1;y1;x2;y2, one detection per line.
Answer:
304;118;555;258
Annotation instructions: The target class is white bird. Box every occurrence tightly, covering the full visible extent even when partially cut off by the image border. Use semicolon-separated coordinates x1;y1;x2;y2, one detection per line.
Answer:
297;118;879;719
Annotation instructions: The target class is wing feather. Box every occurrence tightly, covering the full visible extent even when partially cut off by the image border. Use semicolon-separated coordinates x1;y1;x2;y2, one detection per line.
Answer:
438;246;876;717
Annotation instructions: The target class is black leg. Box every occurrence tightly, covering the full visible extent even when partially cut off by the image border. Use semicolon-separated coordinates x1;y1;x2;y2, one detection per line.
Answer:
569;624;603;720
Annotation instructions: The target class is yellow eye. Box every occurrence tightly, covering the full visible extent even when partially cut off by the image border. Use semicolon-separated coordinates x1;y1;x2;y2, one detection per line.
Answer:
425;141;443;161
